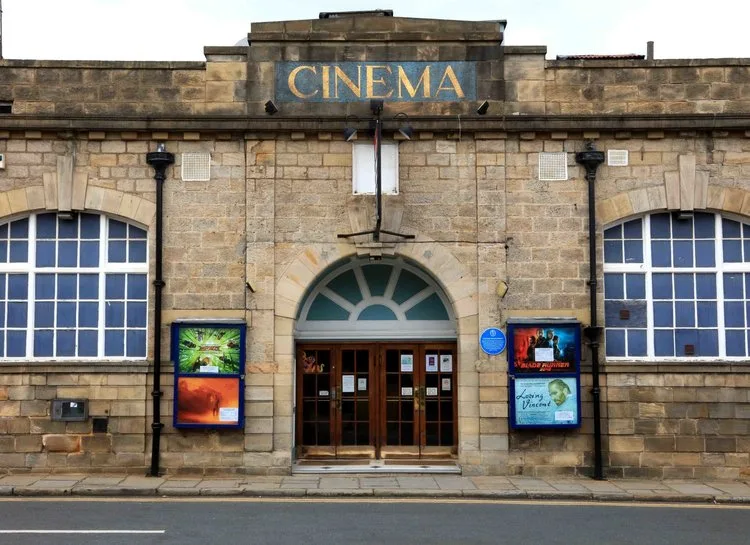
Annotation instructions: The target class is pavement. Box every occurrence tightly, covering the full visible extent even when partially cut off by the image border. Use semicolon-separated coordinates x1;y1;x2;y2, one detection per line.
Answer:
1;473;750;503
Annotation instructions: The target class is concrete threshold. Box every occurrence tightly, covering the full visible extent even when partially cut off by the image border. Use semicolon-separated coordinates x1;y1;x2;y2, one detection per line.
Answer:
292;461;461;474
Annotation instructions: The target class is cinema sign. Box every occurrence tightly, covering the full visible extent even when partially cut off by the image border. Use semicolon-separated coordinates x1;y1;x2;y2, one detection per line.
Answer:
275;62;476;102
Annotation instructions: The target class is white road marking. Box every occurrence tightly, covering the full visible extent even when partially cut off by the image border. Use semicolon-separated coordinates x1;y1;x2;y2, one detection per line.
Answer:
0;530;165;534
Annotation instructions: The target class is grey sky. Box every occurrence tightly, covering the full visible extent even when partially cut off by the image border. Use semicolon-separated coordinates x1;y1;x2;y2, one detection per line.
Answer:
2;0;746;61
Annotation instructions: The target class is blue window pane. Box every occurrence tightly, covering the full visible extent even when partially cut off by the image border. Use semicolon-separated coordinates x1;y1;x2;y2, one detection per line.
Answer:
36;240;56;267
624;240;643;263
606;300;647;328
56;330;75;357
80;214;100;239
105;302;125;327
0;304;4;326
129;225;147;239
0;223;7;238
57;240;78;267
675;301;695;327
623;219;642;239
746;274;750;298
674;274;694;299
80;241;99;267
105;274;125;299
726;330;747;357
654;330;674;356
109;219;127;238
744;241;750;263
127;274;148;300
695;240;715;267
0;241;6;262
79;274;98;299
745;223;750;238
6;330;25;357
604;225;622;240
723;240;742;263
627;330;647;357
37;213;57;238
724;302;745;327
0;273;4;299
78;330;98;357
9;241;28;262
673;240;693;267
7;302;27;327
724;274;744;299
697;302;718;327
603;241;622;264
604;274;624;300
79;302;98;327
651;241;671;267
654;302;673;327
58;217;78;239
694;212;715;238
57;274;77;300
108;240;127;263
126;302;147;327
33;330;53;357
105;329;124;356
605;329;626;357
36;274;55;299
10;218;28;238
652;274;673;299
675;329;698;357
672;216;693;239
126;330;147;357
651;213;671;238
34;302;54;327
8;274;27;299
128;240;147;263
697;329;718;356
56;302;76;327
723;218;741;238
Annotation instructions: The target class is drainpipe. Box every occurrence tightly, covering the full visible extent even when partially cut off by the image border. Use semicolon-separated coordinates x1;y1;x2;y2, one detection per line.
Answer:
575;142;606;481
145;144;174;477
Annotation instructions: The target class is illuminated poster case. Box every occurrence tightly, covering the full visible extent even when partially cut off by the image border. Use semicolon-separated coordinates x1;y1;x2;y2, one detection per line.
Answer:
171;321;245;429
507;319;582;429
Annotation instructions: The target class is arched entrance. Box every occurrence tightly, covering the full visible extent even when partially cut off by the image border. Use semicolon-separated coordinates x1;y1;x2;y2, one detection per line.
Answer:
295;256;457;460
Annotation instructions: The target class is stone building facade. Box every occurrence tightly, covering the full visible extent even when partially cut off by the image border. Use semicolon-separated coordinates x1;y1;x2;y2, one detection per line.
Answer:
0;13;749;478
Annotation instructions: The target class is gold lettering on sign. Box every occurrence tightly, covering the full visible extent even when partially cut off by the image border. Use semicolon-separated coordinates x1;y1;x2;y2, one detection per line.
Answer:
366;65;393;99
435;66;465;98
334;66;362;98
397;66;431;98
288;66;318;99
322;66;331;99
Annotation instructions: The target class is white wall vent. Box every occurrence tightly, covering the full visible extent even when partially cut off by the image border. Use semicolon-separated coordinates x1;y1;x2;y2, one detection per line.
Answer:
538;152;568;181
181;152;211;181
608;150;629;166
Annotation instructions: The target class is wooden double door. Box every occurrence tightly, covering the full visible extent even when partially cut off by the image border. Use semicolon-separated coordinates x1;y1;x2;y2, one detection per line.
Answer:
296;343;457;460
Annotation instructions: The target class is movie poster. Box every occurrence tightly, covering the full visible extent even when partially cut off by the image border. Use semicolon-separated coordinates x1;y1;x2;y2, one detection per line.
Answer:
509;323;579;374
512;377;579;427
177;326;242;374
175;376;241;426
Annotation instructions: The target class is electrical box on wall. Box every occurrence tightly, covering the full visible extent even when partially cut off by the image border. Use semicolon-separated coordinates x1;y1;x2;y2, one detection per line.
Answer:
0;153;5;169
51;399;88;421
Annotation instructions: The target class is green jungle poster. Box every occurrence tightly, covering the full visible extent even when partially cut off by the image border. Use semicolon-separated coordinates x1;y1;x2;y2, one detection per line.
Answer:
177;327;242;374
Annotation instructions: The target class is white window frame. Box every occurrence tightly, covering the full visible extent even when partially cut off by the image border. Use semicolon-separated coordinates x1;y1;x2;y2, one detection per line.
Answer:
604;213;750;362
0;213;149;362
352;141;399;195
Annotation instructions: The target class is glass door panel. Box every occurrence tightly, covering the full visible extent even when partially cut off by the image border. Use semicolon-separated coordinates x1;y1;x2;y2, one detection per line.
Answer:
297;347;334;457
380;346;419;457
338;347;375;458
422;346;456;455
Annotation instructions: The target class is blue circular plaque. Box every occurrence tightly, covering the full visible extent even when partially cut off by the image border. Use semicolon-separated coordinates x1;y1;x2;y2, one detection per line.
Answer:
480;327;507;356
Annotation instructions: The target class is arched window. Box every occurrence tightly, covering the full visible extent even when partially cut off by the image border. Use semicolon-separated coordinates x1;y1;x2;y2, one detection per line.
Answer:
603;211;750;360
0;213;148;360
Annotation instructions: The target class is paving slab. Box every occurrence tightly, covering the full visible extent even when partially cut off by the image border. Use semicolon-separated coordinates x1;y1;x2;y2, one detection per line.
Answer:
373;488;462;498
28;480;79;488
119;476;165;488
396;477;440;489
307;488;374;497
665;483;725;495
0;476;43;486
705;482;750;495
319;477;360;489
360;478;399;488
615;480;671;491
79;477;127;486
435;476;476;490
158;479;201;488
197;479;242;489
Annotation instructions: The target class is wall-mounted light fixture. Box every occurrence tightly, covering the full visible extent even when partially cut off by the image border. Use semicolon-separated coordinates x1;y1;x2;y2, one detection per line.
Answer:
394;112;413;140
496;280;509;299
156;142;166;152
476;100;490;115
343;127;358;141
264;100;279;115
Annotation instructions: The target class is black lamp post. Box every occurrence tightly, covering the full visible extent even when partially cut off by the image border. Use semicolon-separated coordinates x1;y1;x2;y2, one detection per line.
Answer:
145;144;174;477
576;142;606;481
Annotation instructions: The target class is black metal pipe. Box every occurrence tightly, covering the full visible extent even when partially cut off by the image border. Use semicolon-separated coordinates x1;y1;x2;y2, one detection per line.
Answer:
145;148;174;477
576;142;605;480
373;106;383;242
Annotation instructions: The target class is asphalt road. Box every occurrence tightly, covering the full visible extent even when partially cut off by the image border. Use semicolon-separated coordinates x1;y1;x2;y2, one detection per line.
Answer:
1;498;749;545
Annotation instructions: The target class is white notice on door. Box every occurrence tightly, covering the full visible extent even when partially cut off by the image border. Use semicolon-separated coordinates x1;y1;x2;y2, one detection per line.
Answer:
426;354;438;372
442;378;451;391
440;354;453;372
342;375;355;393
400;354;414;372
426;387;438;396
401;387;413;396
358;378;367;391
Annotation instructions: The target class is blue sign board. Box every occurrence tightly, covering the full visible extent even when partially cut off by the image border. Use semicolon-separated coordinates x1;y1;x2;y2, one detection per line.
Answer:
480;327;507;356
275;61;476;103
